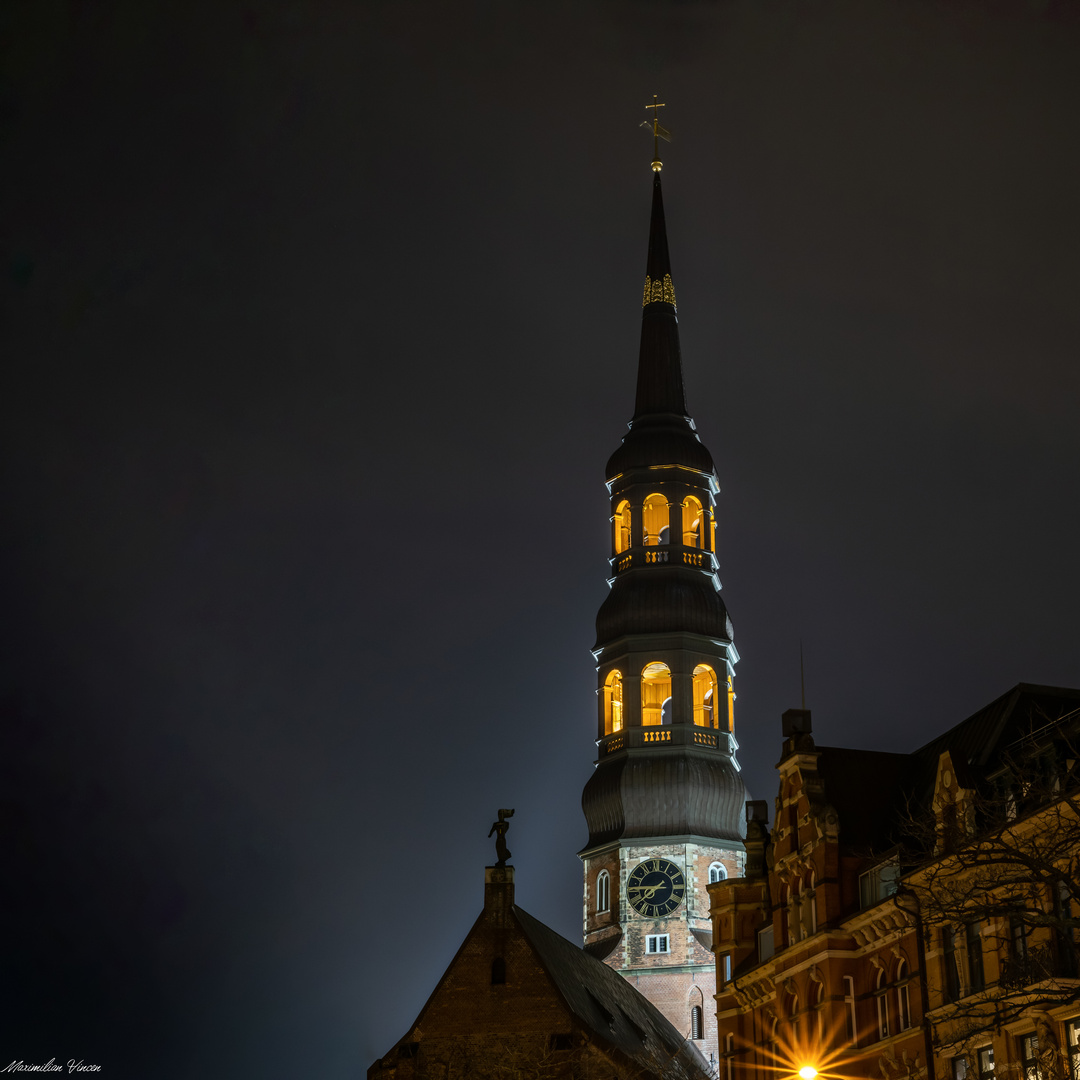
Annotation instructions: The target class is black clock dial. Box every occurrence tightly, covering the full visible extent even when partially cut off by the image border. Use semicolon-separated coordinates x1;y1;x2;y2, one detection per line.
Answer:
627;858;686;917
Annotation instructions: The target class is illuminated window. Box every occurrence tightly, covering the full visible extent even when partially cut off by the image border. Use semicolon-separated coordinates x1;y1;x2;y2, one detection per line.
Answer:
709;862;727;883
596;870;610;913
726;672;735;731
976;1046;994;1080
693;664;718;727
875;967;889;1039
682;496;704;548
603;670;624;735
1019;1034;1040;1080
641;662;672;727
646;934;669;954
710;509;717;553
642;493;668;546
896;958;911;1031
614;500;632;554
1065;1021;1078;1080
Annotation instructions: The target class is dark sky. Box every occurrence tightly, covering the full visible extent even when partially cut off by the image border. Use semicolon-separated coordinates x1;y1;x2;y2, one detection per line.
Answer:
3;1;1079;1076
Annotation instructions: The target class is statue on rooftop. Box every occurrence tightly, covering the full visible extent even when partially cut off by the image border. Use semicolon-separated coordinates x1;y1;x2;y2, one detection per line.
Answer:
488;808;515;867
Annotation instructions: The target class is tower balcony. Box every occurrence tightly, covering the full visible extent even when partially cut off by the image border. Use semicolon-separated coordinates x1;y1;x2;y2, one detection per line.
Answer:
597;722;737;758
611;546;717;575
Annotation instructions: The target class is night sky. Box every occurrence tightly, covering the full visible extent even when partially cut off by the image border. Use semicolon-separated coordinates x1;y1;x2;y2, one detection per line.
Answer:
3;2;1080;1077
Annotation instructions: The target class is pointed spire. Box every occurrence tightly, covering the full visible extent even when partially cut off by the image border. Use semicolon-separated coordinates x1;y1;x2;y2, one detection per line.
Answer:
633;170;687;420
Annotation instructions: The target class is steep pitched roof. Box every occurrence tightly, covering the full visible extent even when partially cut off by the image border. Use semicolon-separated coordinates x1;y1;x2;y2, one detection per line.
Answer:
513;905;710;1080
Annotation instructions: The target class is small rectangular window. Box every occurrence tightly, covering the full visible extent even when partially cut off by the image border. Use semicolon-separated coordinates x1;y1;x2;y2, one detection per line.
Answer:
758;925;774;962
976;1045;994;1080
952;1057;970;1080
966;921;985;993
646;934;669;954
722;953;732;984
1020;1034;1041;1080
1065;1020;1079;1080
843;975;857;1046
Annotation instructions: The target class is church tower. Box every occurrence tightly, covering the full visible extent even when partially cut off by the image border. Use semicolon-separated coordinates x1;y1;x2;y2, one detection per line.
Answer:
580;135;746;1071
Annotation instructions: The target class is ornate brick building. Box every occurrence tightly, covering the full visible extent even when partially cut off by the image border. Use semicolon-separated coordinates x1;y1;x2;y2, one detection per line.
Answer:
579;139;745;1073
709;684;1080;1080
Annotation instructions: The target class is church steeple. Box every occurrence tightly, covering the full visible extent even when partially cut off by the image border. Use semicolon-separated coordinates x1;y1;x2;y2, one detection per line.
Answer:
579;124;745;1065
634;172;686;420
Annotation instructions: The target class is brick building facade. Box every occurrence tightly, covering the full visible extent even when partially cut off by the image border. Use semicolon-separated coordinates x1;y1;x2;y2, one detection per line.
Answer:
368;866;712;1080
708;685;1080;1080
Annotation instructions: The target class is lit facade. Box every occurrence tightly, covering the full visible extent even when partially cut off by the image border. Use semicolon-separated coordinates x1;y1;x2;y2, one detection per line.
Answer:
709;685;1080;1080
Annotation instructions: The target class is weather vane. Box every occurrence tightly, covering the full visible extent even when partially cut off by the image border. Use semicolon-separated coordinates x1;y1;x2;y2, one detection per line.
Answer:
640;95;672;172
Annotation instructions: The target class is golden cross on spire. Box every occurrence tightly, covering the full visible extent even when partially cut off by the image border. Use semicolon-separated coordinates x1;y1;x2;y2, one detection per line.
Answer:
640;95;672;172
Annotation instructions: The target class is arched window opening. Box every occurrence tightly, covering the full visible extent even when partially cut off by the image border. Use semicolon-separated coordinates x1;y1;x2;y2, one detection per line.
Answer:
614;500;632;555
641;662;672;727
896;959;911;1032
709;862;727;884
682;496;704;548
642;494;669;547
709;509;717;553
596;870;610;914
814;980;826;1040
808;869;818;935
491;957;506;985
875;967;889;1040
726;673;735;732
693;664;719;728
788;992;800;1039
691;1005;703;1041
603;670;624;735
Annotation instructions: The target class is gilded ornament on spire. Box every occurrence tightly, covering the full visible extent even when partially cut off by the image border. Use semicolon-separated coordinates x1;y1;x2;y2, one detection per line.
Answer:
642;273;676;309
640;94;672;172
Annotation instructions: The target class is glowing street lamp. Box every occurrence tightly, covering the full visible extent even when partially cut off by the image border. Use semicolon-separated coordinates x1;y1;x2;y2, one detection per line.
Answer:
798;1066;818;1080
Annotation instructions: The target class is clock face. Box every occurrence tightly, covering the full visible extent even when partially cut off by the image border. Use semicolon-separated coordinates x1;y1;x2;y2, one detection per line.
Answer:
627;858;686;917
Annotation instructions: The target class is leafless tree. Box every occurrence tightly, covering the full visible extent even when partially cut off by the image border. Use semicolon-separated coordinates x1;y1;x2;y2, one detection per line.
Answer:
895;720;1080;1075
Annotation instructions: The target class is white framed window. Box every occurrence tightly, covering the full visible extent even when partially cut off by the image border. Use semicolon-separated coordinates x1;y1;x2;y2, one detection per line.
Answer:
876;967;890;1040
646;934;670;954
896;958;911;1031
722;952;732;983
596;870;610;913
843;975;857;1046
709;862;727;883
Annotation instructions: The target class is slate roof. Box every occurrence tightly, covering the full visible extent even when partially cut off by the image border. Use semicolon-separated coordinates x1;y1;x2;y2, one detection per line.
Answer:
513;905;711;1080
812;683;1080;854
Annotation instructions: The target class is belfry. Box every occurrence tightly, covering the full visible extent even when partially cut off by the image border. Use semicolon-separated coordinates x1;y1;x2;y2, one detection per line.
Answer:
580;113;746;1069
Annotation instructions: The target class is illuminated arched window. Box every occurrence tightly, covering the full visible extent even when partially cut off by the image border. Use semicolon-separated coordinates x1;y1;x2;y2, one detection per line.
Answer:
603;670;624;735
709;508;717;553
641;662;672;727
875;967;889;1039
725;672;735;732
642;494;669;546
693;664;718;727
614;500;631;554
709;862;727;884
596;870;610;913
682;496;704;548
896;958;911;1032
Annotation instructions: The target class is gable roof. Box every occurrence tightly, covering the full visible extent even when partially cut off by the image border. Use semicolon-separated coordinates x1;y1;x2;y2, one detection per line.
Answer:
513;905;710;1080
